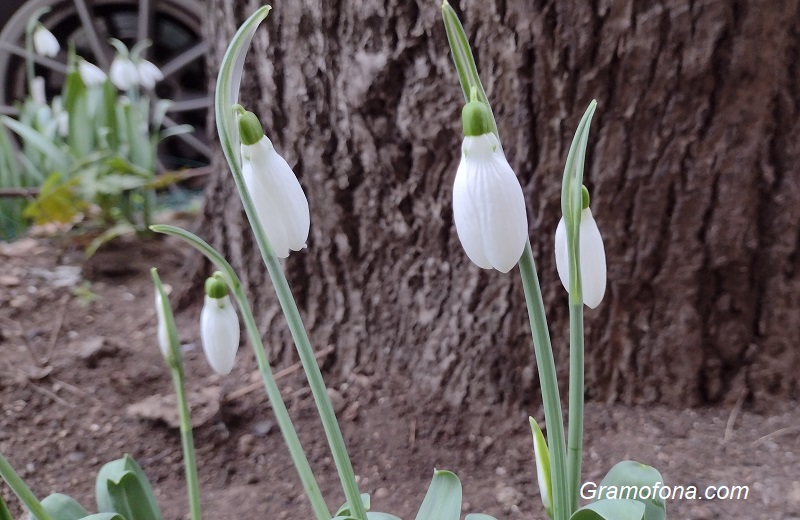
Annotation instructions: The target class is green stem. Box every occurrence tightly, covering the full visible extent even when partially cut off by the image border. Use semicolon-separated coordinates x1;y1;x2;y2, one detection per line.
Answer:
150;225;330;520
170;363;202;520
518;241;569;520
0;452;55;520
567;300;584;512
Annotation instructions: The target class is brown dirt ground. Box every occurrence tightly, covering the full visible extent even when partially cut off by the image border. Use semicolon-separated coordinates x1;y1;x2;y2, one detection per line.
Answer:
0;232;799;520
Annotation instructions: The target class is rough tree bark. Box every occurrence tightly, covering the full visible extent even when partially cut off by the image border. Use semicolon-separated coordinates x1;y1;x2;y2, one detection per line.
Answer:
196;0;799;409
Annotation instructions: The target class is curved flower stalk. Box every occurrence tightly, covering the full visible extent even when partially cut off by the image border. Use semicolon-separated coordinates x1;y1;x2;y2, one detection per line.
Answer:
452;91;527;273
200;273;241;375
555;187;606;309
32;25;59;57
238;108;310;258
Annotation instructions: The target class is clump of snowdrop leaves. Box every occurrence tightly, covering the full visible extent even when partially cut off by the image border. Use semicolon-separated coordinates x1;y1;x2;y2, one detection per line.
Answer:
32;24;59;57
237;107;310;259
554;185;606;308
452;89;528;273
200;273;240;375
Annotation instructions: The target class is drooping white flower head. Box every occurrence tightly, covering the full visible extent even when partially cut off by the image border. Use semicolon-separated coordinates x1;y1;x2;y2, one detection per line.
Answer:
109;56;139;90
238;109;310;258
136;59;163;90
200;275;240;375
154;292;171;360
78;59;107;87
452;98;528;273
32;25;60;58
554;190;606;308
31;76;46;105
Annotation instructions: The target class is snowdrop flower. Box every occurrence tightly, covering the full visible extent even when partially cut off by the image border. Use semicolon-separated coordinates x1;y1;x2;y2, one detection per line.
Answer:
31;76;46;105
200;274;240;375
136;59;163;90
32;25;59;57
452;97;528;273
554;187;606;308
529;418;553;517
154;293;171;360
238;108;310;258
109;56;139;90
78;59;107;87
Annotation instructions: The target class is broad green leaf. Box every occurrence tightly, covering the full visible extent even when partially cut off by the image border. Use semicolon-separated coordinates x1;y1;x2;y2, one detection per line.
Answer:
0;493;12;520
413;470;461;520
101;80;119;149
68;91;94;157
465;514;497;520
96;455;162;520
35;493;90;520
215;5;271;174
596;461;666;520
368;513;403;520
1;116;70;172
62;70;86;114
570;499;645;520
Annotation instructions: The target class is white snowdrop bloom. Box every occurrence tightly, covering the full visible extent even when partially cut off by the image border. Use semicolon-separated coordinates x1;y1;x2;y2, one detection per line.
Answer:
554;206;607;308
200;289;240;376
78;60;107;87
33;25;59;58
31;76;46;105
109;56;139;90
239;110;310;258
154;293;170;359
453;130;528;273
55;109;68;137
136;59;163;90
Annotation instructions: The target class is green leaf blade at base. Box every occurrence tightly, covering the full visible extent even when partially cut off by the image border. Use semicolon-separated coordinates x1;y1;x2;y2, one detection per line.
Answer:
569;499;645;520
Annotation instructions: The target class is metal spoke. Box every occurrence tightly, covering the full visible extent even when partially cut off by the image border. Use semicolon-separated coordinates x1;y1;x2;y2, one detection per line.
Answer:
0;42;69;74
159;41;209;78
72;0;111;69
166;96;212;113
163;115;212;159
137;0;152;53
0;106;19;116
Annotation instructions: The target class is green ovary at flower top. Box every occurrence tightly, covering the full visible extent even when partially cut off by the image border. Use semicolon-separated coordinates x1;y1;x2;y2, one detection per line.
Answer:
200;273;241;375
452;92;528;273
237;107;310;259
554;185;607;308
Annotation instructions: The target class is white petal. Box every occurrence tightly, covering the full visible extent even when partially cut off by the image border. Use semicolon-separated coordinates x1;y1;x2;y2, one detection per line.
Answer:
154;294;170;359
137;60;163;89
553;208;606;308
33;27;60;58
110;58;138;90
31;77;46;105
200;295;240;375
79;60;106;87
579;208;606;308
453;134;527;272
241;137;310;258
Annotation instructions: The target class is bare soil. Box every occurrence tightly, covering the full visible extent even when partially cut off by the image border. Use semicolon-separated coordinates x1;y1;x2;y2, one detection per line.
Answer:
0;233;798;520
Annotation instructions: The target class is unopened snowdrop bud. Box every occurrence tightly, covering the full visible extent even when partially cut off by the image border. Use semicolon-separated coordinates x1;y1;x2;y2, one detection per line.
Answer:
78;59;107;87
110;56;139;90
154;293;170;360
33;25;59;57
136;59;163;89
529;417;553;518
238;108;310;258
554;185;607;308
452;94;528;273
200;274;240;375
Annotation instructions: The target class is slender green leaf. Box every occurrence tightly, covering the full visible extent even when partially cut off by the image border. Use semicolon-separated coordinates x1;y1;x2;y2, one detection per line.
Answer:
159;124;193;141
86;223;135;257
0;493;13;520
465;514;497;520
368;513;403;520
336;494;371;517
1;116;70;171
569;499;645;520
413;470;461;520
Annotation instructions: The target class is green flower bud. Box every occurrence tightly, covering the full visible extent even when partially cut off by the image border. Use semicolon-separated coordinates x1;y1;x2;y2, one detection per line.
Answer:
238;109;264;146
204;272;228;299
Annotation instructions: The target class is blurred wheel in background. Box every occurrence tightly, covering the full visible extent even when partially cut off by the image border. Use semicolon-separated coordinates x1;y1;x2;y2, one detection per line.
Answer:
0;0;210;170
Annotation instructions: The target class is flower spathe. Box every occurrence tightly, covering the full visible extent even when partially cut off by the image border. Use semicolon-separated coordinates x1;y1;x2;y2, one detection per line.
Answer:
32;25;59;58
240;127;310;259
200;294;240;375
452;132;528;273
154;293;170;360
554;207;606;308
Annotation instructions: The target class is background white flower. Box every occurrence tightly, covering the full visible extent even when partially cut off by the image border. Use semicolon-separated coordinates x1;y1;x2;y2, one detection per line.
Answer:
136;59;163;89
453;132;528;273
79;60;107;87
554;207;606;308
110;56;139;90
32;25;60;57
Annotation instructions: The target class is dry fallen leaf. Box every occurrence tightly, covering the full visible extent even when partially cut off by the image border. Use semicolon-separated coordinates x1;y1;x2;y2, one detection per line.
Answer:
126;386;222;428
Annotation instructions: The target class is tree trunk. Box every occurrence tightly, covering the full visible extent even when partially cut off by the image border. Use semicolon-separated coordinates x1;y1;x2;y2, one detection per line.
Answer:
196;0;799;410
